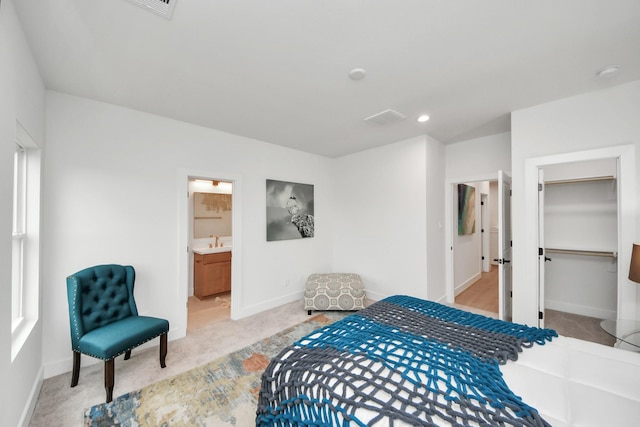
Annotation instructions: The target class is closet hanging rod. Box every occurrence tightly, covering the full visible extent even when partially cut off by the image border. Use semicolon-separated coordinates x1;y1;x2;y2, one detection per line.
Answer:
545;248;617;258
544;175;615;185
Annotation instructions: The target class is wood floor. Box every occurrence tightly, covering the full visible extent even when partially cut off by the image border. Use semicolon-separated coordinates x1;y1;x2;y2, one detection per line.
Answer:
454;267;615;347
187;291;231;332
455;268;499;313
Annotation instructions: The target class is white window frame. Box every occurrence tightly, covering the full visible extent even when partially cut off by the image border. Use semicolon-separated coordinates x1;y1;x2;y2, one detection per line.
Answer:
11;122;41;362
12;143;26;332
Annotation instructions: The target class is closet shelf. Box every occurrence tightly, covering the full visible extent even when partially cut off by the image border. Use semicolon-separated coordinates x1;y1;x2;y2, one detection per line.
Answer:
544;175;615;185
545;248;617;258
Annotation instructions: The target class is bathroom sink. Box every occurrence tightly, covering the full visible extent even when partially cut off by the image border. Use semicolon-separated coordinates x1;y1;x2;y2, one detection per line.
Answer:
193;246;232;255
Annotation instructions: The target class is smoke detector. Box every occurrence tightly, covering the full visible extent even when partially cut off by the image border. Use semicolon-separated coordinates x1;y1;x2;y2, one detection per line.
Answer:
349;68;367;81
125;0;177;20
596;65;620;79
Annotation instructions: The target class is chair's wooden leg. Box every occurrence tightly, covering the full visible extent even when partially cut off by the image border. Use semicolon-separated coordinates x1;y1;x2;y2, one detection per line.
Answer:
104;359;115;403
159;332;167;369
124;350;132;360
71;351;81;387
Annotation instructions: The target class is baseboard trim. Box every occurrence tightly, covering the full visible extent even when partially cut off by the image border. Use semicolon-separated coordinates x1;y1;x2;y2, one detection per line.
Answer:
454;272;481;297
233;290;304;320
545;299;616;320
19;364;43;427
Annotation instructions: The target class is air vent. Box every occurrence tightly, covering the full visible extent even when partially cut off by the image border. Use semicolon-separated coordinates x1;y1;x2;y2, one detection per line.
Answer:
364;109;407;126
126;0;177;20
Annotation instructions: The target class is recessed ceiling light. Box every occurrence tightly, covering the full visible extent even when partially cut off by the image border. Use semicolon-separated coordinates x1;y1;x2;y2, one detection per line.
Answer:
596;65;620;78
349;68;366;81
417;115;430;123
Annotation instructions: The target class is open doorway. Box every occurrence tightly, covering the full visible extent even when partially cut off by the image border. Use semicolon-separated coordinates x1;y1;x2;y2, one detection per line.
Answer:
523;144;636;347
538;158;618;346
177;169;243;340
187;178;233;332
446;171;512;321
451;180;499;316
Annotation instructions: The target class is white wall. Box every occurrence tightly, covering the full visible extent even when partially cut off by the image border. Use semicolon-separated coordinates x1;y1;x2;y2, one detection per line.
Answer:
512;80;640;326
42;95;452;380
331;136;432;301
42;91;335;377
425;137;447;301
0;1;46;426
445;132;511;180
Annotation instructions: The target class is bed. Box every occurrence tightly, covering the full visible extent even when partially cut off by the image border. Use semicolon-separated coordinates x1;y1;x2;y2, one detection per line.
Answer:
256;295;557;426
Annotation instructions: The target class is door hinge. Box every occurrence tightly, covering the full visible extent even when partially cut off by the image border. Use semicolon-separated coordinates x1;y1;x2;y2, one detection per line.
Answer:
481;256;485;260
539;247;544;256
538;183;543;191
510;291;513;297
481;228;484;233
510;189;512;196
539;311;544;320
481;201;484;206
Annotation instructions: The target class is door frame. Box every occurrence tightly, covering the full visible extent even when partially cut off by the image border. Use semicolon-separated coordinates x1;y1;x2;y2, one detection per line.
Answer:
497;170;512;321
176;168;243;338
445;173;498;304
524;145;636;326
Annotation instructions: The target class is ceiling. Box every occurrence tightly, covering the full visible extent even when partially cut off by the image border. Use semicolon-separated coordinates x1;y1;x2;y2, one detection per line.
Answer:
12;0;640;158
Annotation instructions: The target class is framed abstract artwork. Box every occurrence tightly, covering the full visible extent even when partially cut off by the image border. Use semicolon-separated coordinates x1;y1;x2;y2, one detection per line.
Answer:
266;179;315;241
458;183;476;235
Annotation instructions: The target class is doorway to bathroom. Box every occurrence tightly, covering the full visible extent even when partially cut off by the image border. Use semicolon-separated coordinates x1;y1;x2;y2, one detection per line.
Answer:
177;169;243;338
187;178;234;332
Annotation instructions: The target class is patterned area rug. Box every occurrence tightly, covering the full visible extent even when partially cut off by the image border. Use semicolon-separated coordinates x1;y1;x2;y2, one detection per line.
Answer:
83;314;337;426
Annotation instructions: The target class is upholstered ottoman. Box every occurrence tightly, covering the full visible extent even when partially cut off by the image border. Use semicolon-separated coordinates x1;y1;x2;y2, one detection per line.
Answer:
304;273;366;315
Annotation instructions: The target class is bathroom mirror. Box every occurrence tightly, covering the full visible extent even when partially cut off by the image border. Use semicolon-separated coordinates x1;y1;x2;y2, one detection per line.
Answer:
193;192;232;238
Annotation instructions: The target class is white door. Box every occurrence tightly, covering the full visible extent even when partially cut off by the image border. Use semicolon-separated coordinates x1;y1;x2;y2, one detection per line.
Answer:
537;169;546;328
498;171;512;321
481;193;490;272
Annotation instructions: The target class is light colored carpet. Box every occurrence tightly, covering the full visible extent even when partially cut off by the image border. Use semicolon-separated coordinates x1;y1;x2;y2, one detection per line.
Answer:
29;298;326;427
545;308;616;347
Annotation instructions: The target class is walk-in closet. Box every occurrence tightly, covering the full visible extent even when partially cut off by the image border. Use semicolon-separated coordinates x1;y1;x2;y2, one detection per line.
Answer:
542;158;618;344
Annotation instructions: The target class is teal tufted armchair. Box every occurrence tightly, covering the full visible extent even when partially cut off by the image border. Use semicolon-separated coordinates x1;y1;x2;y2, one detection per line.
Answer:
66;264;169;402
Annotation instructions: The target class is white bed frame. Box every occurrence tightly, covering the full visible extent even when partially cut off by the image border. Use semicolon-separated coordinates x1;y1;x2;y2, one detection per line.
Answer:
501;336;640;426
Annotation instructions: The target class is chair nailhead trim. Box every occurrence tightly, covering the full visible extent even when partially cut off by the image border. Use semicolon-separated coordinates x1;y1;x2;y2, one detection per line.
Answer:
75;332;166;361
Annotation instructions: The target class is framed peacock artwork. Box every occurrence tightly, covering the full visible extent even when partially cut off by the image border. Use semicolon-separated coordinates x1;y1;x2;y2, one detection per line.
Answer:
266;179;315;241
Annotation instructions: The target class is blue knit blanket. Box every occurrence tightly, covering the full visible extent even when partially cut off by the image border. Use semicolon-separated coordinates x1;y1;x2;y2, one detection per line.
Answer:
256;295;557;426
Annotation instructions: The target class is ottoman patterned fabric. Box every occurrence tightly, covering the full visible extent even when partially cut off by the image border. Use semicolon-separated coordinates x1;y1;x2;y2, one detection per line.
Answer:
304;273;366;314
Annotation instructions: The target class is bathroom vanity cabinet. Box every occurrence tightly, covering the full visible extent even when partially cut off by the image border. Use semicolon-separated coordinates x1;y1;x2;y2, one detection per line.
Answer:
194;251;231;299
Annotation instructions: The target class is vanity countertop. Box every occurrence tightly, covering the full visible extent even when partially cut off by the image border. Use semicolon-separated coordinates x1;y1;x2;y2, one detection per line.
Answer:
193;246;232;255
